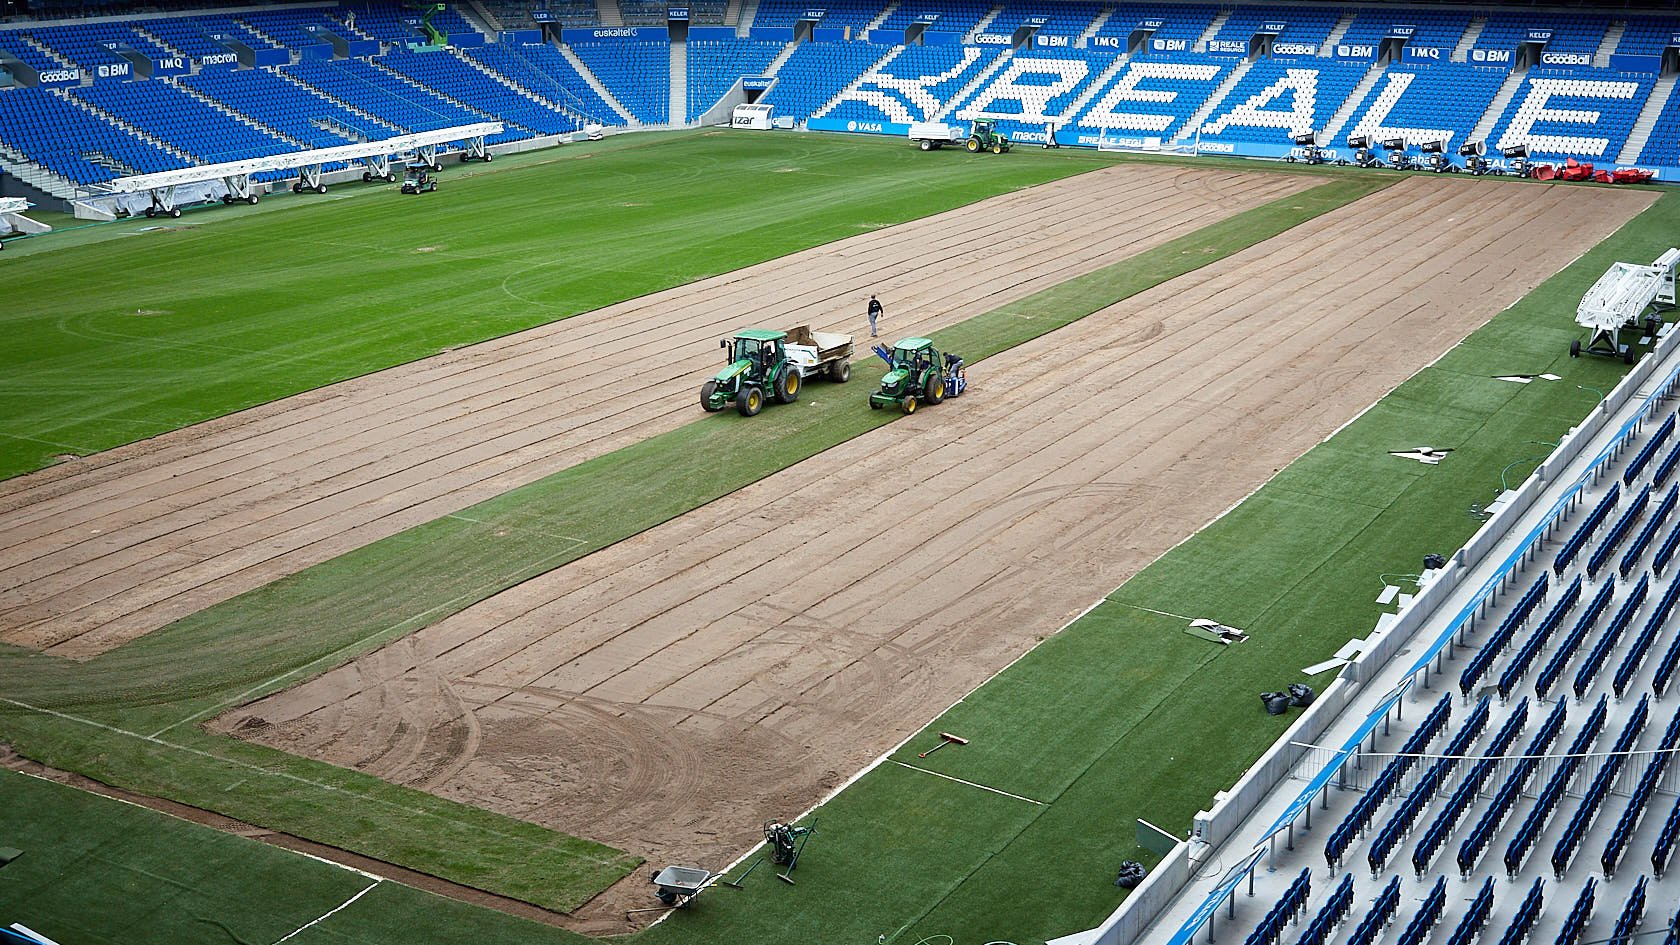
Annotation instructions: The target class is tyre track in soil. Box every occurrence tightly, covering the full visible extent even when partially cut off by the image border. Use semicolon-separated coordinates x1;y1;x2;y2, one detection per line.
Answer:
225;178;1654;933
0;165;1312;658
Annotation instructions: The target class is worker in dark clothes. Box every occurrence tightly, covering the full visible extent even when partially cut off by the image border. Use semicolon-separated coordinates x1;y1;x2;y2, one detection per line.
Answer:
867;295;884;337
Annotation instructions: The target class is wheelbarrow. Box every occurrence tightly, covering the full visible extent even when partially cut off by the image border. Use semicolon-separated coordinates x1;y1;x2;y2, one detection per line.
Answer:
650;865;712;907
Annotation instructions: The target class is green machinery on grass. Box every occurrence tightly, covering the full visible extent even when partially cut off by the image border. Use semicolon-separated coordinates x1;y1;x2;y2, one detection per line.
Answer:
868;337;967;414
965;119;1011;154
701;326;854;417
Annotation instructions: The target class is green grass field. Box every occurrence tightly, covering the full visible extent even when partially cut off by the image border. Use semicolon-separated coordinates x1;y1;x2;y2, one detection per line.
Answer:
0;131;1120;481
3;130;1672;945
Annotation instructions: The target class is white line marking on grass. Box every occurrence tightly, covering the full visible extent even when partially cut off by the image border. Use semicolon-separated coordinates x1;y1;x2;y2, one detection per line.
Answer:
1116;603;1198;622
271;880;381;945
889;761;1044;805
150;545;584;739
0;696;628;869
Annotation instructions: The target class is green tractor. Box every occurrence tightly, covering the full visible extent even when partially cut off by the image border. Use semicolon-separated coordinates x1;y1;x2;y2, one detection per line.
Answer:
701;329;806;416
868;337;967;414
964;120;1011;154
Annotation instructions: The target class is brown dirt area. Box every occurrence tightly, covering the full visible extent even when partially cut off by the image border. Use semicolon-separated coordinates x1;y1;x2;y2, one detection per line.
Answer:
0;164;1310;659
221;178;1654;931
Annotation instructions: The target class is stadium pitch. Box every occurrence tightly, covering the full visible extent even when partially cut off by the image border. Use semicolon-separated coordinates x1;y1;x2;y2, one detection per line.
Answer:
1;132;1674;945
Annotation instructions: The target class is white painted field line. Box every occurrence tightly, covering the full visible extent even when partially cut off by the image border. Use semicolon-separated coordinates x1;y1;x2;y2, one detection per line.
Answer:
271;879;381;945
151;544;582;738
1117;603;1199;622
889;761;1045;806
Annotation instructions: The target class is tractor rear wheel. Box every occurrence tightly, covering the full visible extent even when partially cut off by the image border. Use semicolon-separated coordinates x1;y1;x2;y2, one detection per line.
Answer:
923;373;945;404
966;137;981;153
830;360;851;383
775;369;800;404
900;395;917;414
700;381;723;412
738;386;764;417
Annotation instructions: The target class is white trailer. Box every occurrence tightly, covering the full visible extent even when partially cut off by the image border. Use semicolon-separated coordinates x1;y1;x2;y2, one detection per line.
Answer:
908;122;964;151
784;325;854;381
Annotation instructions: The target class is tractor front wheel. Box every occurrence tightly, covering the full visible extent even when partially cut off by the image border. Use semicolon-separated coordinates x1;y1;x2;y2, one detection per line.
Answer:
966;137;981;153
737;386;765;417
700;381;723;412
923;373;945;405
775;369;800;404
900;395;917;415
990;142;1002;154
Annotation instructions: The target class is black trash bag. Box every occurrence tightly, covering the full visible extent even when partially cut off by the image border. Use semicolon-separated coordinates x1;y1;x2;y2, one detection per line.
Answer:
1287;683;1316;707
1114;860;1148;888
1423;553;1447;570
1261;691;1290;715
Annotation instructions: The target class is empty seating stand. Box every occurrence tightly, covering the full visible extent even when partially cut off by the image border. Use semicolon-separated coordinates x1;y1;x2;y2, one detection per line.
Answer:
1413;699;1530;876
1556;483;1621;574
1462;574;1548;695
1535;580;1616;699
1347;876;1401;945
1602;703;1680;877
1497;878;1546;945
1498;577;1582;698
1456;699;1566;875
1241;868;1311;945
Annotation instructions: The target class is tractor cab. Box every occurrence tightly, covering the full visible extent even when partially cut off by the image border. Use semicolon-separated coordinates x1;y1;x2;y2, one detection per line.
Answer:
869;337;966;414
724;329;786;375
701;329;800;416
965;120;1011;154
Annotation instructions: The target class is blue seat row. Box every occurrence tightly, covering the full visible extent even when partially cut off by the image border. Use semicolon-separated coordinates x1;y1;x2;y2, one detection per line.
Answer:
1602;702;1680;877
1536;579;1616;699
1324;693;1451;867
1555;879;1598;945
1396;876;1447;945
1445;877;1496;945
1622;484;1679;578
1654;513;1680;576
1552;694;1651;875
1347;876;1401;945
1504;694;1610;876
1458;699;1568;875
1290;872;1352;945
1608;875;1649;945
1461;572;1549;695
1625;414;1677;485
1499;576;1583;698
1574;573;1650;699
1653;433;1680;491
1497;877;1546;945
1615;567;1680;696
1587;484;1651;579
1240;867;1310;945
1368;696;1491;871
1412;698;1530;876
1556;482;1621;574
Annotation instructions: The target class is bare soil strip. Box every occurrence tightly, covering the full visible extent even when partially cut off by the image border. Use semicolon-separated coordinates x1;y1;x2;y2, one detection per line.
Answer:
0;165;1310;658
228;179;1655;930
